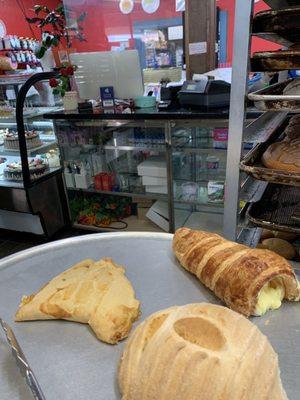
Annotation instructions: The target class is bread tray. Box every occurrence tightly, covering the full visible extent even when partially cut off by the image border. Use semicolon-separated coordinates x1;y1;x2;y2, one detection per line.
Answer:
248;79;300;111
240;115;300;186
251;51;300;72
252;7;300;45
264;0;300;8
1;232;300;400
247;184;300;234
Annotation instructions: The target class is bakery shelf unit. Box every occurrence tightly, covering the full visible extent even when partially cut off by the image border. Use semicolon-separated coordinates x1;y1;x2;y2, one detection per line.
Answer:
0;72;70;237
43;110;232;234
224;0;300;245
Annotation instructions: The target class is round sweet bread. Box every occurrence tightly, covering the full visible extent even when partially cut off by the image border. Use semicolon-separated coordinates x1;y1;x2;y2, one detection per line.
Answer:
262;238;296;260
288;114;300;126
284;124;300;140
262;139;300;173
119;303;288;400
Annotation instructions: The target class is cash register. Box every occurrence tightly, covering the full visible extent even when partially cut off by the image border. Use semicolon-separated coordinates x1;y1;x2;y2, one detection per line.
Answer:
178;76;231;109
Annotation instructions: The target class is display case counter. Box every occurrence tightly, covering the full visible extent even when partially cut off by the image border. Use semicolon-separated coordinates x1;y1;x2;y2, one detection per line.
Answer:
44;108;260;234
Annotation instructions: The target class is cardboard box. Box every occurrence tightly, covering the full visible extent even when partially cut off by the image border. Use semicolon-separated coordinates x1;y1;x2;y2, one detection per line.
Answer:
146;201;190;232
142;175;168;186
137;157;167;178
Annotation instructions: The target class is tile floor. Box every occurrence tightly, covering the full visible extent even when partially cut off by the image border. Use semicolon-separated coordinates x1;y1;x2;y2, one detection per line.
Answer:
0;228;90;259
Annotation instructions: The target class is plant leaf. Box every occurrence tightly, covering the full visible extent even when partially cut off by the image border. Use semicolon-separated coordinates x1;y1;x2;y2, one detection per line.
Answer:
36;46;46;59
53;88;60;95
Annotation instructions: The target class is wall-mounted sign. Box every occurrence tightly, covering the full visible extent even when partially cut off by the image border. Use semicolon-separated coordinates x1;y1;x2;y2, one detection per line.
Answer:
142;0;160;14
0;20;7;37
176;0;185;12
189;42;207;56
119;0;134;14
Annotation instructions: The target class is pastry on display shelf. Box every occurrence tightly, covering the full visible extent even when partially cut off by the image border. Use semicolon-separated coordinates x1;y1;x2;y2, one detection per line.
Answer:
283;78;300;96
284;123;300;140
262;138;300;173
261;238;297;260
15;258;140;344
173;228;300;317
0;129;6;145
3;130;42;150
288;114;300;127
46;149;60;168
0;104;14;118
4;157;49;181
119;303;288;400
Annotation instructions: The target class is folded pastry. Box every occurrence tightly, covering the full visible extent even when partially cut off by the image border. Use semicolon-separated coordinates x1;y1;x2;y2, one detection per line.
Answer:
173;228;300;316
15;258;140;344
119;303;288;400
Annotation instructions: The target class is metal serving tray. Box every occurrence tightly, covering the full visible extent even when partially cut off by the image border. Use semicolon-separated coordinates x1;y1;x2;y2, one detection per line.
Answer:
247;184;300;234
0;232;300;400
240;116;300;186
248;79;300;111
264;0;300;8
252;7;300;44
251;51;300;72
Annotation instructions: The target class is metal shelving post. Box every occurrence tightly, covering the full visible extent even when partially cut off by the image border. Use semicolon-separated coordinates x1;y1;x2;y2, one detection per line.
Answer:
223;0;254;241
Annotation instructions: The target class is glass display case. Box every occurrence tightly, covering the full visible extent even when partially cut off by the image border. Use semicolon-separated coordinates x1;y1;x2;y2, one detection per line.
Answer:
0;72;70;237
44;110;229;234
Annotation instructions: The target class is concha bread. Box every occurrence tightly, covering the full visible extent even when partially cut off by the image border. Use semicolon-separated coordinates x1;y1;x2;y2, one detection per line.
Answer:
262;139;300;173
173;228;300;317
284;124;300;140
15;258;140;344
118;303;288;400
288;114;300;126
283;78;300;95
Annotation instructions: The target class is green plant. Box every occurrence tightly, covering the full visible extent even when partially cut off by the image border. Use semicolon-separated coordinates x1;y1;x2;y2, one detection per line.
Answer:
26;3;86;59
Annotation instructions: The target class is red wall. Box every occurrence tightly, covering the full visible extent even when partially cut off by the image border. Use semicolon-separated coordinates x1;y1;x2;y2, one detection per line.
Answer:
0;0;60;39
63;0;182;52
217;0;281;65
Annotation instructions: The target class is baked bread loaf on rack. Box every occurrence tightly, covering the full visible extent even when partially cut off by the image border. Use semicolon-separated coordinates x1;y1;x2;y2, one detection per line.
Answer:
15;258;140;344
262;138;300;173
173;228;300;316
119;303;288;400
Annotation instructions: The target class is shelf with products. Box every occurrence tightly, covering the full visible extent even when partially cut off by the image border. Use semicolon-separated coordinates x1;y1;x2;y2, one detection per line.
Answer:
224;0;300;247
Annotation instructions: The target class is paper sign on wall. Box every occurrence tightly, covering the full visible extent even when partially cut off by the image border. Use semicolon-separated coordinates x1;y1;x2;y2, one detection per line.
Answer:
176;0;185;12
189;42;207;56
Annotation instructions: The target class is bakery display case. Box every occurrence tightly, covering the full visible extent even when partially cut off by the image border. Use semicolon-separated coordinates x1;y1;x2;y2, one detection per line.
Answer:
224;0;300;253
0;72;70;237
43;110;230;233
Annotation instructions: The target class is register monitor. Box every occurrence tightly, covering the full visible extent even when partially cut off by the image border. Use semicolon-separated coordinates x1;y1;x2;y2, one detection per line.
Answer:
70;50;144;100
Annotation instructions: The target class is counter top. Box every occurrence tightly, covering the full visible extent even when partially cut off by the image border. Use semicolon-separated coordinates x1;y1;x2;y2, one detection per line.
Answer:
43;107;261;121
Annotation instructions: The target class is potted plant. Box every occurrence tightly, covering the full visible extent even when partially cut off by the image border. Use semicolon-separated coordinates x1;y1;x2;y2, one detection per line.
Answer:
49;63;78;111
26;3;86;58
26;3;86;110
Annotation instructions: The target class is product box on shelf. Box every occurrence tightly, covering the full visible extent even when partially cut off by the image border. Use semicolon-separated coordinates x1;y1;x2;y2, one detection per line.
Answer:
137;156;167;178
207;181;225;203
142;175;168;186
213;128;228;149
145;185;168;194
146;200;190;232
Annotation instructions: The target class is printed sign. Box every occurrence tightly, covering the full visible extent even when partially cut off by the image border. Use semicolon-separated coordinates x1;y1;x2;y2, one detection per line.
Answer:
176;0;185;12
142;0;160;14
189;42;207;56
100;86;115;108
119;0;134;14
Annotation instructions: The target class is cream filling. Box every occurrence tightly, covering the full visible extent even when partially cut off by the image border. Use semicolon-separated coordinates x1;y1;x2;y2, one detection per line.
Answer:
255;279;284;316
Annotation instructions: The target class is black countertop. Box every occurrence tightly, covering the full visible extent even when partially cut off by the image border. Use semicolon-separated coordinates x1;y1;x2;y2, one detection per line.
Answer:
43;107;262;121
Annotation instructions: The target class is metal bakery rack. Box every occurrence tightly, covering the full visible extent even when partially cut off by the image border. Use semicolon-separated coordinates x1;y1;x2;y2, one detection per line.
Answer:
223;0;300;246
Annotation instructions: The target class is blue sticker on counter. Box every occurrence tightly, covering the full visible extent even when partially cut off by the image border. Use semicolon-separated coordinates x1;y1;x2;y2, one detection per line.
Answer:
100;86;115;107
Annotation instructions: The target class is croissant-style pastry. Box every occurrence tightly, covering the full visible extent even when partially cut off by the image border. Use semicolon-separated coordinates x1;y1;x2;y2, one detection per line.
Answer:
173;228;300;316
15;258;140;344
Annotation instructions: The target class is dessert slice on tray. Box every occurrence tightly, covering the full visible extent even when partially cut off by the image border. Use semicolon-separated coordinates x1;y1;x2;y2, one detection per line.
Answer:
173;228;300;316
15;258;140;344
